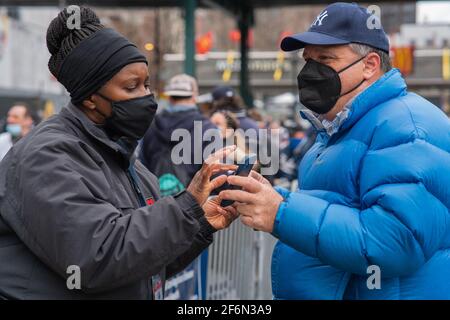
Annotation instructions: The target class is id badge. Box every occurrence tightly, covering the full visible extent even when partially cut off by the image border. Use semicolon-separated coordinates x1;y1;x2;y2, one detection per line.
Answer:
151;274;164;300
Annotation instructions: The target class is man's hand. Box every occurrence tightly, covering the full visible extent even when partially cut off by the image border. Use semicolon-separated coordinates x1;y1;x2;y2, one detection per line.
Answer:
219;171;283;233
187;146;237;206
202;196;239;230
248;170;271;186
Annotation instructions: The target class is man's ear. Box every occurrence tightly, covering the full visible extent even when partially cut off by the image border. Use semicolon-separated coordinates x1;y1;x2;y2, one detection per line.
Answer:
363;52;381;79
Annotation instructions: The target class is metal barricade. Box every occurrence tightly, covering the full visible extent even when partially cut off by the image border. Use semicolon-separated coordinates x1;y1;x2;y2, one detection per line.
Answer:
205;220;277;300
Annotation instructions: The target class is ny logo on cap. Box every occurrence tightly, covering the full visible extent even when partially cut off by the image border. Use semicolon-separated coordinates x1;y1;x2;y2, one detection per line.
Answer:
311;10;328;27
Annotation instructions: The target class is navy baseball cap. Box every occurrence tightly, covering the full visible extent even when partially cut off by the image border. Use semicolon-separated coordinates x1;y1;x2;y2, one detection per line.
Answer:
281;2;389;53
212;86;235;101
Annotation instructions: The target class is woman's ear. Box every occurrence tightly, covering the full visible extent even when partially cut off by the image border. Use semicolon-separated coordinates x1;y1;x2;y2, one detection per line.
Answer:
79;95;108;124
363;52;381;79
81;95;97;111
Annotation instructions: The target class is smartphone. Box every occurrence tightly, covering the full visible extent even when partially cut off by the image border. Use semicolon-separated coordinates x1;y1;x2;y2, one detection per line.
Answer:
220;154;257;207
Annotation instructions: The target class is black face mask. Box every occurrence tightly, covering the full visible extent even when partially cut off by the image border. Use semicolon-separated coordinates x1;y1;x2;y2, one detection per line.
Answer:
297;56;366;114
97;93;158;140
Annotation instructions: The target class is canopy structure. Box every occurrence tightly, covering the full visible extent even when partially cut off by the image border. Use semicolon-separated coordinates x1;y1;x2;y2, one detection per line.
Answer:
1;0;418;106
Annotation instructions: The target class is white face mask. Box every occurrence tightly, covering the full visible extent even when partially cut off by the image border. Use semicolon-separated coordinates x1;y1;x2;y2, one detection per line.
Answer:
6;124;22;138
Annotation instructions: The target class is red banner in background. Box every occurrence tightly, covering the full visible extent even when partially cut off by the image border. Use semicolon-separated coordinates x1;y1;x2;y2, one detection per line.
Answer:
228;29;254;47
391;46;415;76
278;31;293;47
196;31;213;54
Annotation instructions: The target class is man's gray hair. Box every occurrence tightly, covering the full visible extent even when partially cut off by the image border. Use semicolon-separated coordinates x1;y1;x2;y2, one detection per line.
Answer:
349;43;392;73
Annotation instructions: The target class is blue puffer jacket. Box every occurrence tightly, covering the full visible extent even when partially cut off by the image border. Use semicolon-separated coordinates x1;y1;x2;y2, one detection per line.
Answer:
271;69;450;300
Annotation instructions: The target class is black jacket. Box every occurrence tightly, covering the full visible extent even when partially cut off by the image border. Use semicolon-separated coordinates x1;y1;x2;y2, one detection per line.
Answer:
0;103;215;299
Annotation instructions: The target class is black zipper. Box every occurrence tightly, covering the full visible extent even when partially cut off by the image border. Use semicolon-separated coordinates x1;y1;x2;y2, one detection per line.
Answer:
126;166;146;208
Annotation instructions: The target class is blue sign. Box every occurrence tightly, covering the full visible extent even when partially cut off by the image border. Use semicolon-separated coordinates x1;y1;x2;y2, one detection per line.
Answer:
164;250;208;300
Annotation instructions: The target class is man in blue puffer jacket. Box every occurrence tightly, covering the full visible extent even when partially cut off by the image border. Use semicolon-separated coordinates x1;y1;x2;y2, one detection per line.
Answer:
220;2;450;299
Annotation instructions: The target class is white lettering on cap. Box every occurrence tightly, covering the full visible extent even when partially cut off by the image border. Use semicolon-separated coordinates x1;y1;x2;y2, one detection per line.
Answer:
311;10;328;27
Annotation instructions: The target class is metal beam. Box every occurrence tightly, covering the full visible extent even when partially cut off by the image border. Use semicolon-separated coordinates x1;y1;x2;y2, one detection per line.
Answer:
201;0;238;18
0;0;419;7
184;0;196;76
238;4;254;108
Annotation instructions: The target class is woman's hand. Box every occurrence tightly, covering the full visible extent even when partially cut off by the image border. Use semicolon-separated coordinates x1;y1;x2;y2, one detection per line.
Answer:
186;146;237;206
202;196;239;231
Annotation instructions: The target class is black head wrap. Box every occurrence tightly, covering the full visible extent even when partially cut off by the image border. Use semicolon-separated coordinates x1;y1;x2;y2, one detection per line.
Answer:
57;28;147;105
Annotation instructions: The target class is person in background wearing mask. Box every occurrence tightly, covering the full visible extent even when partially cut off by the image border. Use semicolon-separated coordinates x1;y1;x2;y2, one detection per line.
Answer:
0;7;238;300
220;2;450;299
0;103;35;160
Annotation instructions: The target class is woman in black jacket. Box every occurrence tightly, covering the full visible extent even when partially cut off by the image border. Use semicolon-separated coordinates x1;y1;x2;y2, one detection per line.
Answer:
0;6;237;299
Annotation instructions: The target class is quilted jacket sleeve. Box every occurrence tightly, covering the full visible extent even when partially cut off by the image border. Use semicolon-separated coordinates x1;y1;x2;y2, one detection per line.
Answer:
273;138;450;278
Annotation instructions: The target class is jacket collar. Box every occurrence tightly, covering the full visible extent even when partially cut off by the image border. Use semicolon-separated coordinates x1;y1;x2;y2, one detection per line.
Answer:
61;103;136;168
340;68;407;131
300;98;354;136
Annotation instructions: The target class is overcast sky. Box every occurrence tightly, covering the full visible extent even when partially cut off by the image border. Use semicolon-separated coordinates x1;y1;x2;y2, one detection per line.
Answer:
417;1;450;23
